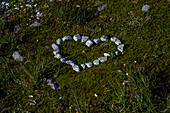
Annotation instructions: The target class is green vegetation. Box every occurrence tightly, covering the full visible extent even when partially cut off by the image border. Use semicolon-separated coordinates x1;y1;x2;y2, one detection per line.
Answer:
0;0;169;112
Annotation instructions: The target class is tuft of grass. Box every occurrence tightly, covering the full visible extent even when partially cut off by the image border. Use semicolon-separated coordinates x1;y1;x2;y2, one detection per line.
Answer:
51;2;97;25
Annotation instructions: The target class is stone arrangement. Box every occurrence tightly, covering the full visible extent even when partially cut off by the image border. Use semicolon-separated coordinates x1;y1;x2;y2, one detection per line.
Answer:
52;34;125;72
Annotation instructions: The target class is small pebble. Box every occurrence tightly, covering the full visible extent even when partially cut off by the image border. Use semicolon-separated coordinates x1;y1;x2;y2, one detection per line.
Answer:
80;64;86;69
141;5;150;11
81;36;89;43
85;62;93;68
60;58;67;63
94;93;98;97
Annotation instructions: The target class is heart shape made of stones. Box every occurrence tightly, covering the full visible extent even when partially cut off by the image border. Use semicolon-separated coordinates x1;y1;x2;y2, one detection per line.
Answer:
52;34;124;72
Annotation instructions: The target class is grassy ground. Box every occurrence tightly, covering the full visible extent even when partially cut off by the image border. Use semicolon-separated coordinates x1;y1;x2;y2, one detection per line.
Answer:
0;0;169;112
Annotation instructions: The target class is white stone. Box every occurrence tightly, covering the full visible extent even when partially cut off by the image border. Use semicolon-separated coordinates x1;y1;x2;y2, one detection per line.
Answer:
94;93;98;97
66;60;74;65
118;70;122;73
28;95;34;98
72;65;80;72
29;21;41;27
104;52;110;57
93;38;101;44
76;5;80;7
53;50;60;56
118;44;124;52
46;78;59;90
85;62;93;68
26;4;32;7
115;39;122;45
51;44;59;50
141;5;150;11
81;36;89;43
93;59;100;65
60;58;67;63
98;57;107;63
12;51;23;62
80;64;86;69
86;40;94;47
73;34;81;41
98;5;106;11
114;51;119;55
56;38;62;45
62;36;72;41
111;37;121;45
54;53;61;59
69;63;75;66
100;35;109;41
110;37;118;42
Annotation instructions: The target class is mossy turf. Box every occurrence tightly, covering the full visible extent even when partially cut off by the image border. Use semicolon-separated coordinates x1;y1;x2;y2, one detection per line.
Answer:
0;0;169;112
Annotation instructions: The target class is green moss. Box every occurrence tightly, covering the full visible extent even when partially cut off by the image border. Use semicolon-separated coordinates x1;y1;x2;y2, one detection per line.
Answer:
0;0;169;112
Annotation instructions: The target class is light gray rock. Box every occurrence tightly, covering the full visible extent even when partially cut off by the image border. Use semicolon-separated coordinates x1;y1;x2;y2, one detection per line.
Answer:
118;69;122;73
53;50;60;55
81;36;89;43
115;39;121;45
29;21;41;27
60;58;67;63
66;60;74;65
98;5;106;11
28;95;34;98
46;78;59;90
72;65;80;72
93;38;101;44
114;51;119;55
51;44;59;50
80;64;86;69
73;34;81;41
56;38;62;45
98;57;107;63
12;51;23;62
85;62;93;68
86;40;94;47
93;59;100;65
141;5;150;11
62;36;72;41
110;37;118;42
110;37;121;45
69;62;75;66
104;52;111;57
54;53;61;59
118;44;124;52
100;35;109;41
